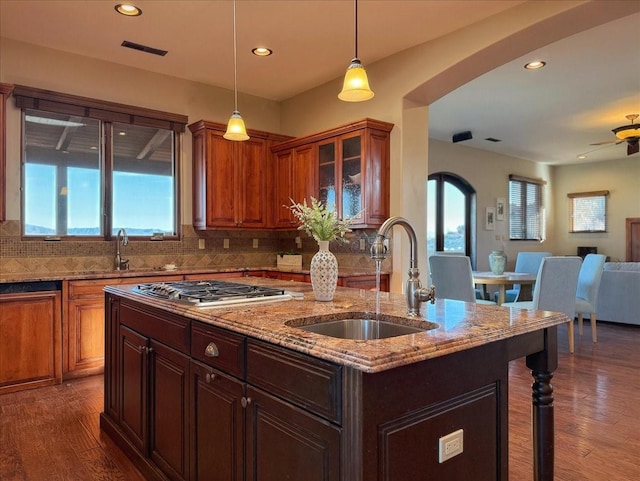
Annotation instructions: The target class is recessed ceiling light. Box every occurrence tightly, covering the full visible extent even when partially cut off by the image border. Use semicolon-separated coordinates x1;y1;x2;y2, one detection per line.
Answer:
115;4;142;16
252;47;273;57
577;154;587;160
524;60;546;70
119;131;127;136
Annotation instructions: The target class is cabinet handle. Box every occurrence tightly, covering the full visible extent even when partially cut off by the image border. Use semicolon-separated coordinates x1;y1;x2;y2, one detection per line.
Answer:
205;372;216;383
241;397;252;408
205;342;219;358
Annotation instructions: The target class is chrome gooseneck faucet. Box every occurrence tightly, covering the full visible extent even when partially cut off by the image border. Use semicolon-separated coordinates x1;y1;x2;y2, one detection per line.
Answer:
371;216;435;316
115;228;129;271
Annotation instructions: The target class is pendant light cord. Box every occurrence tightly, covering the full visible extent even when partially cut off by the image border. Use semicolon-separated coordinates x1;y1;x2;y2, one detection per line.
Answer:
232;0;238;111
354;0;358;59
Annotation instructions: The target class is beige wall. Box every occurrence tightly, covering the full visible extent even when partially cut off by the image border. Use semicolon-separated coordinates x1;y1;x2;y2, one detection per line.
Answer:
553;157;640;261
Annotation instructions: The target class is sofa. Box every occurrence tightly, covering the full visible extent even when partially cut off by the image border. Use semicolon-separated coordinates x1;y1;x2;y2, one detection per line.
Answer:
595;262;640;326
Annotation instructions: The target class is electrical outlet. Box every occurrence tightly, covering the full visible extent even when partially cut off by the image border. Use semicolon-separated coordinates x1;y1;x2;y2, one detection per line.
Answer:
198;238;205;250
253;238;259;248
295;236;302;248
223;238;229;249
359;238;366;251
438;429;463;463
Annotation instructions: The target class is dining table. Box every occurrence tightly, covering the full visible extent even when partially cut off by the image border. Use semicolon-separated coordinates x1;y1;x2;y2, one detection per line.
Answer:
473;271;537;306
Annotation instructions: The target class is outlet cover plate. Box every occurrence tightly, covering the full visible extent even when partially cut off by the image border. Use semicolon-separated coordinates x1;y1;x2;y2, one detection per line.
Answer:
438;429;463;463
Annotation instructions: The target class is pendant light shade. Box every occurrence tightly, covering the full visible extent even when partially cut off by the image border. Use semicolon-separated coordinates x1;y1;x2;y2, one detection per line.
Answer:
224;110;249;141
224;0;249;141
338;0;374;102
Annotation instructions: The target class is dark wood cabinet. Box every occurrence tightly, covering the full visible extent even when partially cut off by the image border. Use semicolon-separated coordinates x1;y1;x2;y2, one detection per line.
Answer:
190;361;244;481
245;386;341;481
189;120;291;230
271;118;393;229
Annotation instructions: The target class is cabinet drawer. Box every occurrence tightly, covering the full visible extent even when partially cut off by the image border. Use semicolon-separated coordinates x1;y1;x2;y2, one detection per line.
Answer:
119;301;189;354
247;340;341;423
191;322;246;378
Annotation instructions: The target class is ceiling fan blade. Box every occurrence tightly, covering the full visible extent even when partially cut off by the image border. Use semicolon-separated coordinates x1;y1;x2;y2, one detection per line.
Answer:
589;139;622;146
628;140;639;155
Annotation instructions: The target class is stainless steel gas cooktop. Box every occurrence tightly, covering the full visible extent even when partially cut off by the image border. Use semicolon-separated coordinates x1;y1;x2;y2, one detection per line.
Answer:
133;280;292;307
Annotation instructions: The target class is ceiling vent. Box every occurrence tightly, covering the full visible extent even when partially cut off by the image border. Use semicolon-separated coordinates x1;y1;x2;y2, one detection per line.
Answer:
121;40;168;57
484;137;502;143
452;131;472;143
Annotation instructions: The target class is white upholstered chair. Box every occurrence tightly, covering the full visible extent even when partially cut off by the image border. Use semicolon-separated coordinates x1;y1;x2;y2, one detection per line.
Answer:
575;253;607;345
429;255;496;305
494;251;552;303
503;256;582;353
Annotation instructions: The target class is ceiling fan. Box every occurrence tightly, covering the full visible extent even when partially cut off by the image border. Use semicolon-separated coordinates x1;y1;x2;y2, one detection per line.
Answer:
590;114;640;156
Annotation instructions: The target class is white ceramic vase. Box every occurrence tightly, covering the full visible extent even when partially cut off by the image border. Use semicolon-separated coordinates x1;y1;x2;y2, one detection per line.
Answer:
489;250;507;275
310;240;338;301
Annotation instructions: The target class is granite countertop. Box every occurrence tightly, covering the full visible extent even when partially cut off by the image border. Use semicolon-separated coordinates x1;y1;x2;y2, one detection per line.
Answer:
105;277;568;374
0;266;387;284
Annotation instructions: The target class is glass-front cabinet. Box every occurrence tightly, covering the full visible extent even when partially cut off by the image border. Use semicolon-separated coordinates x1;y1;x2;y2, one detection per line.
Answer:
318;134;363;222
272;118;393;230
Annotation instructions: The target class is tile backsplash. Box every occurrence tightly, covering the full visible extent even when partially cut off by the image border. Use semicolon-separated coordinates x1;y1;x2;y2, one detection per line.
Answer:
0;221;386;274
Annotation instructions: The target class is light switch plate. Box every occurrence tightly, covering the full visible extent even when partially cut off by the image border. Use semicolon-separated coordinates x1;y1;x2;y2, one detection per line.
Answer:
253;238;259;248
223;238;230;249
198;238;205;249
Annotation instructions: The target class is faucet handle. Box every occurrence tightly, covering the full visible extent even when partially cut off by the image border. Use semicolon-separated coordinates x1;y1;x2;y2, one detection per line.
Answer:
120;258;130;270
415;285;436;304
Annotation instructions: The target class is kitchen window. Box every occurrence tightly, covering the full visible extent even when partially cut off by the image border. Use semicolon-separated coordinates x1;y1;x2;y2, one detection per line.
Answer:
509;174;545;241
15;86;187;239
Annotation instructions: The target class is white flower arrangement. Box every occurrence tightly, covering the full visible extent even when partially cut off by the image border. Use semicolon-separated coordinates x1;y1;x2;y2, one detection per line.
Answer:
286;197;357;243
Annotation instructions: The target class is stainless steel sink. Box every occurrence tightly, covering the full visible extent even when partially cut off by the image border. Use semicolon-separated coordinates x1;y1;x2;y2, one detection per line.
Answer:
286;313;438;340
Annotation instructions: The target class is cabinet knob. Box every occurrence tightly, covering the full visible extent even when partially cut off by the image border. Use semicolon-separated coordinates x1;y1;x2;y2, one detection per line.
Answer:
241;397;252;408
205;342;219;358
205;372;215;383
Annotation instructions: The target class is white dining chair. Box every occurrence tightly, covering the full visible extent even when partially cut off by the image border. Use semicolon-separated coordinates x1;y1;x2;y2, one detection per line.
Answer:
494;251;552;303
429;255;496;305
575;253;607;345
503;256;582;353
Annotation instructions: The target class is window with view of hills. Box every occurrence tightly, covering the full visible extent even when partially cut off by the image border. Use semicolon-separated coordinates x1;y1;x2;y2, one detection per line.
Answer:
16;86;186;239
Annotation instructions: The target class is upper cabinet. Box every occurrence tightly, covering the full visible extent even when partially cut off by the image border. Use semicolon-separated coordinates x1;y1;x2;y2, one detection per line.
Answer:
0;83;14;222
272;118;393;229
189;120;291;230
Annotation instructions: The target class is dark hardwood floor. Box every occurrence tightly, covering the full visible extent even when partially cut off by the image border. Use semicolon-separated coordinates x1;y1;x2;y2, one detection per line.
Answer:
0;321;638;481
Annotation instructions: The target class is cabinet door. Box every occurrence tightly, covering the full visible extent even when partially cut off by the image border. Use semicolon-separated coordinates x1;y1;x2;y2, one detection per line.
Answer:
0;291;62;394
340;133;364;221
119;325;149;453
292;144;317;206
149;340;191;481
67;298;105;376
104;295;120;421
245;386;341;481
363;128;391;226
190;360;244;481
317;139;337;213
205;132;237;227
237;138;268;228
271;150;295;228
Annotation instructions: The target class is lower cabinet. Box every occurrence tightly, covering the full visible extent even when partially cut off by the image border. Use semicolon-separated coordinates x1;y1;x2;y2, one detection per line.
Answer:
245;386;341;481
190;361;244;481
0;289;62;394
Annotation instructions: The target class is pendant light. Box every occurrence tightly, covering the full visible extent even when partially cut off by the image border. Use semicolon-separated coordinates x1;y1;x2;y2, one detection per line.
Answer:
224;0;249;141
338;0;374;102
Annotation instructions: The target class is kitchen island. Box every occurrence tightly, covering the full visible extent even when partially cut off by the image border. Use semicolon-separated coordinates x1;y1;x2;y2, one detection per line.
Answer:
100;278;565;481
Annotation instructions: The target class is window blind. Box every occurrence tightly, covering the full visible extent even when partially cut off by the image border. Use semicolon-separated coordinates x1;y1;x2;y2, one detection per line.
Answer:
509;175;545;240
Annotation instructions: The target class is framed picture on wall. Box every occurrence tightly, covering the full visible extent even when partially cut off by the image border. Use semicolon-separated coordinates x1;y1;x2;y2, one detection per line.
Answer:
496;197;506;221
486;207;495;230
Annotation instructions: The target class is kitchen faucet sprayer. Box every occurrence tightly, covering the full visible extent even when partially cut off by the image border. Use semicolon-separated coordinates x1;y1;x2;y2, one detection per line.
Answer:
371;217;435;316
115;228;129;271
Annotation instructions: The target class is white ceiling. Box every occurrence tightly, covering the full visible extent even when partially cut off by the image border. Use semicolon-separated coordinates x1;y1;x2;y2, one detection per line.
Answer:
1;0;639;165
